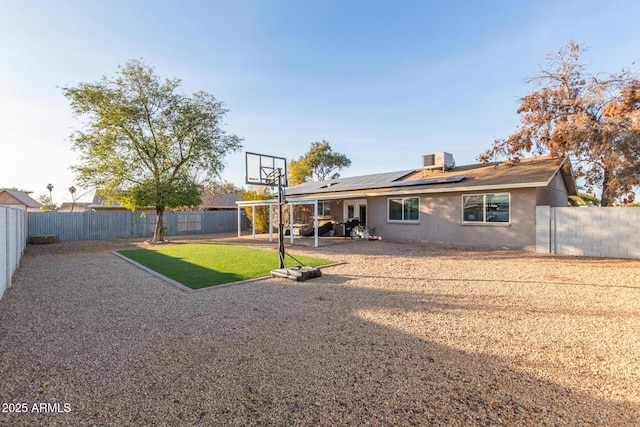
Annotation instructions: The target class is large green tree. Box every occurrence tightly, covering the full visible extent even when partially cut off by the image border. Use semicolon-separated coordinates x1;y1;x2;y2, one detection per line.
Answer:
479;41;640;206
63;59;242;241
288;140;351;185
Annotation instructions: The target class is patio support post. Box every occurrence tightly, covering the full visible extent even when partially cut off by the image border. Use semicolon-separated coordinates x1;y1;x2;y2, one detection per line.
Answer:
289;202;294;244
314;199;319;247
252;205;256;240
269;204;273;242
237;205;241;238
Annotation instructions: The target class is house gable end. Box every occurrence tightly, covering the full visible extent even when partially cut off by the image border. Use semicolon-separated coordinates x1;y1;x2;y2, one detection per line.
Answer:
0;189;41;208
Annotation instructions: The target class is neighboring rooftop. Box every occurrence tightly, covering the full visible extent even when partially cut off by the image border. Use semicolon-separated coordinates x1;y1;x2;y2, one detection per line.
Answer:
200;192;243;210
57;202;92;212
0;188;42;208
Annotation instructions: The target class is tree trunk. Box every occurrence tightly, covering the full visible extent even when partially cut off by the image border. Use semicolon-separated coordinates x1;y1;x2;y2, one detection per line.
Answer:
600;168;613;207
153;206;165;242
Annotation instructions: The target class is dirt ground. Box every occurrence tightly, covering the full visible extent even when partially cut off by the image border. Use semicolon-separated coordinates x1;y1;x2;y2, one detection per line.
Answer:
0;234;639;426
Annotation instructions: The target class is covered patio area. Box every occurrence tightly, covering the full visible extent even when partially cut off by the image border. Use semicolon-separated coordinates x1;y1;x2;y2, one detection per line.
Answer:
236;195;368;247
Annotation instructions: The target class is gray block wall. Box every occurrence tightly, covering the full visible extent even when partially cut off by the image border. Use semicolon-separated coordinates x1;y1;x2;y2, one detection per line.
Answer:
537;206;640;259
1;207;27;301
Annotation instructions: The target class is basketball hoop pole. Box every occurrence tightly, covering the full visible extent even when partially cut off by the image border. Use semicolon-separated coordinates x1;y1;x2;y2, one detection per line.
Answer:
277;168;285;269
245;151;320;281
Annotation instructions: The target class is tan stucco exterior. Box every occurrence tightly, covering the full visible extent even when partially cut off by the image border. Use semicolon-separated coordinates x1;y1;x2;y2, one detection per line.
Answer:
366;188;539;250
241;156;575;251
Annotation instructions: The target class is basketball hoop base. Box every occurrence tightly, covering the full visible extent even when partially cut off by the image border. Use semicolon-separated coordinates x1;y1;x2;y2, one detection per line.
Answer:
271;266;322;282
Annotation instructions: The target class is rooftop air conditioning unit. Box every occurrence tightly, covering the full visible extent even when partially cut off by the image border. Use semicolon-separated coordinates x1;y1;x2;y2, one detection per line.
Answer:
423;152;455;170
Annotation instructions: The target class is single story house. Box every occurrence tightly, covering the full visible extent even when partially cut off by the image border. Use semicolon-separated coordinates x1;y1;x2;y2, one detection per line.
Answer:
199;192;244;211
239;155;576;251
85;192;242;212
0;188;42;212
57;202;92;212
86;194;156;212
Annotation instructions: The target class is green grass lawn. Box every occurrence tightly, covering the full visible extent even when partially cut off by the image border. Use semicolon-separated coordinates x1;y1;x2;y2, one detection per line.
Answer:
117;243;334;289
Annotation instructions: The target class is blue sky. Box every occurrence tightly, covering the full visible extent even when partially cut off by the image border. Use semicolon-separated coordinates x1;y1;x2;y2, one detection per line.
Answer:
1;0;639;204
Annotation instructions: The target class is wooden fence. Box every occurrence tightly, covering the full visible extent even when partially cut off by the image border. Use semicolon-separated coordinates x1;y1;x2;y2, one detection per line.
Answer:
27;210;244;243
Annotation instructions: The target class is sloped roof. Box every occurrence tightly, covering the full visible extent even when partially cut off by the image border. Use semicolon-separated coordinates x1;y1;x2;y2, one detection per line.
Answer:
286;156;576;197
87;194;124;209
58;202;92;211
87;194;155;210
0;188;42;207
200;192;242;209
88;192;243;210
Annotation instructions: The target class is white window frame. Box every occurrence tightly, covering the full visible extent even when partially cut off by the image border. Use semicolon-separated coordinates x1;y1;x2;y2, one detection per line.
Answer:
344;199;366;222
387;196;420;223
318;201;331;217
462;193;510;224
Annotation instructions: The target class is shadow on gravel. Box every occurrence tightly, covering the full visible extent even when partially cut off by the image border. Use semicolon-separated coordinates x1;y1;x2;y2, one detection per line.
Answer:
1;243;638;426
330;272;640;291
221;281;640;426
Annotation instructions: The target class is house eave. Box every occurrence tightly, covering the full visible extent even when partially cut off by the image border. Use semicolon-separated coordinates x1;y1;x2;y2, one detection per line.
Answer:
285;181;552;201
555;157;578;196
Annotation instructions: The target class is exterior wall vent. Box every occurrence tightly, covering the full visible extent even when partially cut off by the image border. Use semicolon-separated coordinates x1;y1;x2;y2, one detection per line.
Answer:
423;152;455;170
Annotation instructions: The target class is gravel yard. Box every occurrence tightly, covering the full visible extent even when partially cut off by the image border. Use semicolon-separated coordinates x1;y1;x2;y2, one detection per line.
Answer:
0;235;639;426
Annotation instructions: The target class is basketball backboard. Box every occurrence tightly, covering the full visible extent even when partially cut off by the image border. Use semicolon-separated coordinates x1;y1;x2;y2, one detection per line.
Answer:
245;152;288;186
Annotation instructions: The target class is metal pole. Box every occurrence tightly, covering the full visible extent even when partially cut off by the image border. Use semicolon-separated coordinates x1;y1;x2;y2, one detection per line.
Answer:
289;201;294;244
314;199;319;248
237;205;241;238
269;204;273;242
277;170;285;268
252;205;256;240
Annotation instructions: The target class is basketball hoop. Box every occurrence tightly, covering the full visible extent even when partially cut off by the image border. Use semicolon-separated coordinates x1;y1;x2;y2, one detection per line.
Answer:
243;151;320;281
264;169;281;187
245;152;288;187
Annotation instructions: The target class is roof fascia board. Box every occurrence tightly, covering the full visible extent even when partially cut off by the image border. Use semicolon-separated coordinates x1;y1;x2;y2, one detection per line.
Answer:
287;182;550;201
236;199;279;206
240;164;566;206
236;197;333;206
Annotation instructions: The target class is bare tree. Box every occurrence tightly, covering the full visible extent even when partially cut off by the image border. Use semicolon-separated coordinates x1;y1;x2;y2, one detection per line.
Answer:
480;41;640;206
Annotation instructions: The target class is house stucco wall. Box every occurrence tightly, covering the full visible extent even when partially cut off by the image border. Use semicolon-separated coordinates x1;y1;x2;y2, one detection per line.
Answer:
536;172;569;207
366;188;538;251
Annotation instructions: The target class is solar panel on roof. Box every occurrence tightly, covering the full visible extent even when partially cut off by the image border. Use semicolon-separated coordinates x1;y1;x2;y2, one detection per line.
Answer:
389;175;465;188
286;170;465;195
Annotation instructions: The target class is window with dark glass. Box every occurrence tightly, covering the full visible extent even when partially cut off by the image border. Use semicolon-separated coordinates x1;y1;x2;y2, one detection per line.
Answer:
319;201;331;216
388;197;419;222
462;193;510;223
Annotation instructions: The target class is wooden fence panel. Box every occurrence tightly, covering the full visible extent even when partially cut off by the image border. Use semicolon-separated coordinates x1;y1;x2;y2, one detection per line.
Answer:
27;210;239;243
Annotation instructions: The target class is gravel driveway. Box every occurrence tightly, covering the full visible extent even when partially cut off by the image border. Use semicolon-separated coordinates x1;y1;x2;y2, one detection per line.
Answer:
1;235;639;426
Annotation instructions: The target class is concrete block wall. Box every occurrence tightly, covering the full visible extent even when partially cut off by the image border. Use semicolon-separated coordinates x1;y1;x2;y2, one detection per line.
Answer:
370;189;538;251
1;207;27;301
537;206;640;259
